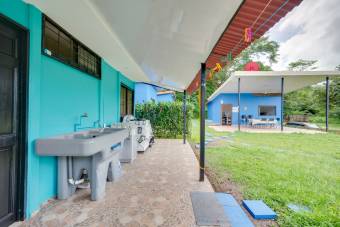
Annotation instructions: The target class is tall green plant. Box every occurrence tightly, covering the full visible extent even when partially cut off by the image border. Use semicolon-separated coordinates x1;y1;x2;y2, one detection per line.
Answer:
135;101;193;138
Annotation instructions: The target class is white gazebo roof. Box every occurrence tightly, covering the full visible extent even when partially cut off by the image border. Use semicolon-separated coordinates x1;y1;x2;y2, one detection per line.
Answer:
208;71;340;102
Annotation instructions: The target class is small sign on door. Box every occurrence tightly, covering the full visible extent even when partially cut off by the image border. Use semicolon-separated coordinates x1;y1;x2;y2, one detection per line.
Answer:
232;106;239;113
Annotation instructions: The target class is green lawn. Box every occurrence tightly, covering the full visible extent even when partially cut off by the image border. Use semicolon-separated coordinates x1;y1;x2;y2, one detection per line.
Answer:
190;120;340;226
310;116;340;131
316;123;340;131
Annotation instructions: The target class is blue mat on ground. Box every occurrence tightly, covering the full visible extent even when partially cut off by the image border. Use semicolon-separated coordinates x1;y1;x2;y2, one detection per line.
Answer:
215;193;254;227
190;192;229;226
242;200;277;220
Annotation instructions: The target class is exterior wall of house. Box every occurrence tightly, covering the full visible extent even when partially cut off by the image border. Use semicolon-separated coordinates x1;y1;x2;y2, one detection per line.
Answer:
157;93;174;103
101;62;135;123
135;83;175;104
134;83;157;104
207;93;282;125
0;0;134;218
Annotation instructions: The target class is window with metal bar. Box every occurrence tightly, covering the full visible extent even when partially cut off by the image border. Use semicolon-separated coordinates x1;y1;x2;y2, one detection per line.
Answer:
42;16;101;78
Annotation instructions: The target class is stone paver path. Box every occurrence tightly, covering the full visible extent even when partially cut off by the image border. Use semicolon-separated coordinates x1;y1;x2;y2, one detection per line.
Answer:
15;139;216;227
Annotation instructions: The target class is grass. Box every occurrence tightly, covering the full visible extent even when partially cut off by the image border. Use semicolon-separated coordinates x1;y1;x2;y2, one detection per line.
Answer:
190;119;340;226
316;123;340;131
310;116;340;131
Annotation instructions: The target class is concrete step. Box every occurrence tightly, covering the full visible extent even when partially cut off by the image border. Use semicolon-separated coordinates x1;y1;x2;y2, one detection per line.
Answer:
215;193;254;227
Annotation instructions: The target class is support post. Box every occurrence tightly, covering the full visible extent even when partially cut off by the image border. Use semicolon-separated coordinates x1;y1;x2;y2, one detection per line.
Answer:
183;90;187;144
199;63;206;182
281;77;284;131
326;76;329;132
238;77;241;131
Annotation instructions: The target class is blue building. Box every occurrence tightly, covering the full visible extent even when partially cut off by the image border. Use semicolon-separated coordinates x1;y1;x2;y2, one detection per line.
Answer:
208;93;282;125
155;90;176;103
135;83;158;104
208;72;283;126
135;83;175;104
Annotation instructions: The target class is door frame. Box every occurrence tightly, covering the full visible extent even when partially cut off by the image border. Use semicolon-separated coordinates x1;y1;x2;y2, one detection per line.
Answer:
120;83;135;121
0;13;29;222
221;104;232;125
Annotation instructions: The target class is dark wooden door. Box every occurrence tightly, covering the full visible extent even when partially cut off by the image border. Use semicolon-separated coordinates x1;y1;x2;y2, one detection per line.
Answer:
221;104;232;125
0;15;26;226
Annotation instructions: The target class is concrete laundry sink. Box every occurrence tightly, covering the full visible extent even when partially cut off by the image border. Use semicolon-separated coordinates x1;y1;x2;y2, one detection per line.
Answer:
36;127;129;201
36;128;129;157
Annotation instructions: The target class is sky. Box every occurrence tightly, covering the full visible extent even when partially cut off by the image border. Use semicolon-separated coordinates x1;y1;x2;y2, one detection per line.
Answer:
265;0;340;70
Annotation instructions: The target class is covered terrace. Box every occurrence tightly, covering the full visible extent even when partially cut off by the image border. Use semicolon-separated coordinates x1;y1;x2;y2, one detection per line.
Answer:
5;0;303;226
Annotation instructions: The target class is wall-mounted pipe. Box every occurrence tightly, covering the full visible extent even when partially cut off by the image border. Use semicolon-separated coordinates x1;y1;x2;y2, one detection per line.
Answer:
74;113;89;131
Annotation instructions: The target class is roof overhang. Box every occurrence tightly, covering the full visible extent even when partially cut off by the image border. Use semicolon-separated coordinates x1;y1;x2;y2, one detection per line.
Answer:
25;0;243;91
157;90;175;96
208;71;340;102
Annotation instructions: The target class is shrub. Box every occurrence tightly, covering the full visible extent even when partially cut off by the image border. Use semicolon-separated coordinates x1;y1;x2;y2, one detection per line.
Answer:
135;101;193;138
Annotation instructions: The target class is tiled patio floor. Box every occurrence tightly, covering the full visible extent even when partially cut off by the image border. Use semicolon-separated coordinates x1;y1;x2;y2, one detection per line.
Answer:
15;139;216;227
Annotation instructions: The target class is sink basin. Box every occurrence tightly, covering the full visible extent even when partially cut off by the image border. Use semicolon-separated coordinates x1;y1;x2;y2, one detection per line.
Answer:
36;128;129;156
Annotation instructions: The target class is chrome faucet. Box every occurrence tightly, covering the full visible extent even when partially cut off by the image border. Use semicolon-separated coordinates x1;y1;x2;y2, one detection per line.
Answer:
81;113;88;118
93;120;101;128
93;120;108;129
74;113;88;131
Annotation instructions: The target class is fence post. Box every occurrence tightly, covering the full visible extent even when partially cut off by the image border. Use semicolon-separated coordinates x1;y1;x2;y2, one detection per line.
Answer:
183;90;187;144
325;76;329;132
281;77;284;132
199;63;206;182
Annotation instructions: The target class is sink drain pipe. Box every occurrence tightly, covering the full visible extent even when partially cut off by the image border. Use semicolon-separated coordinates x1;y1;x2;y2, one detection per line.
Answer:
67;156;84;185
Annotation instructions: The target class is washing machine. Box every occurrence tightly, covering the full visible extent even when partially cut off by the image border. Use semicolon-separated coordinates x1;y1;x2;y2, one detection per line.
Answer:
122;115;154;152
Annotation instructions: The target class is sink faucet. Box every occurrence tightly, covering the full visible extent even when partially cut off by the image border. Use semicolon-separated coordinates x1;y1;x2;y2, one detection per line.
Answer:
93;120;101;128
93;120;108;129
74;113;88;132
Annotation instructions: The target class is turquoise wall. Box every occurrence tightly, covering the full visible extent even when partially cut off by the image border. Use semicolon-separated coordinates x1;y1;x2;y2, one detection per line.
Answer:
0;0;29;27
101;61;135;123
0;0;135;218
101;61;120;123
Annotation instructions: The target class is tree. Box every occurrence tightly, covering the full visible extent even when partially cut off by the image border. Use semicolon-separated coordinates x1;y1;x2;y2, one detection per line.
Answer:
205;37;279;98
175;90;200;117
288;59;318;71
330;65;340;118
284;87;321;115
284;61;340;122
226;37;279;73
176;37;280;118
284;60;319;115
